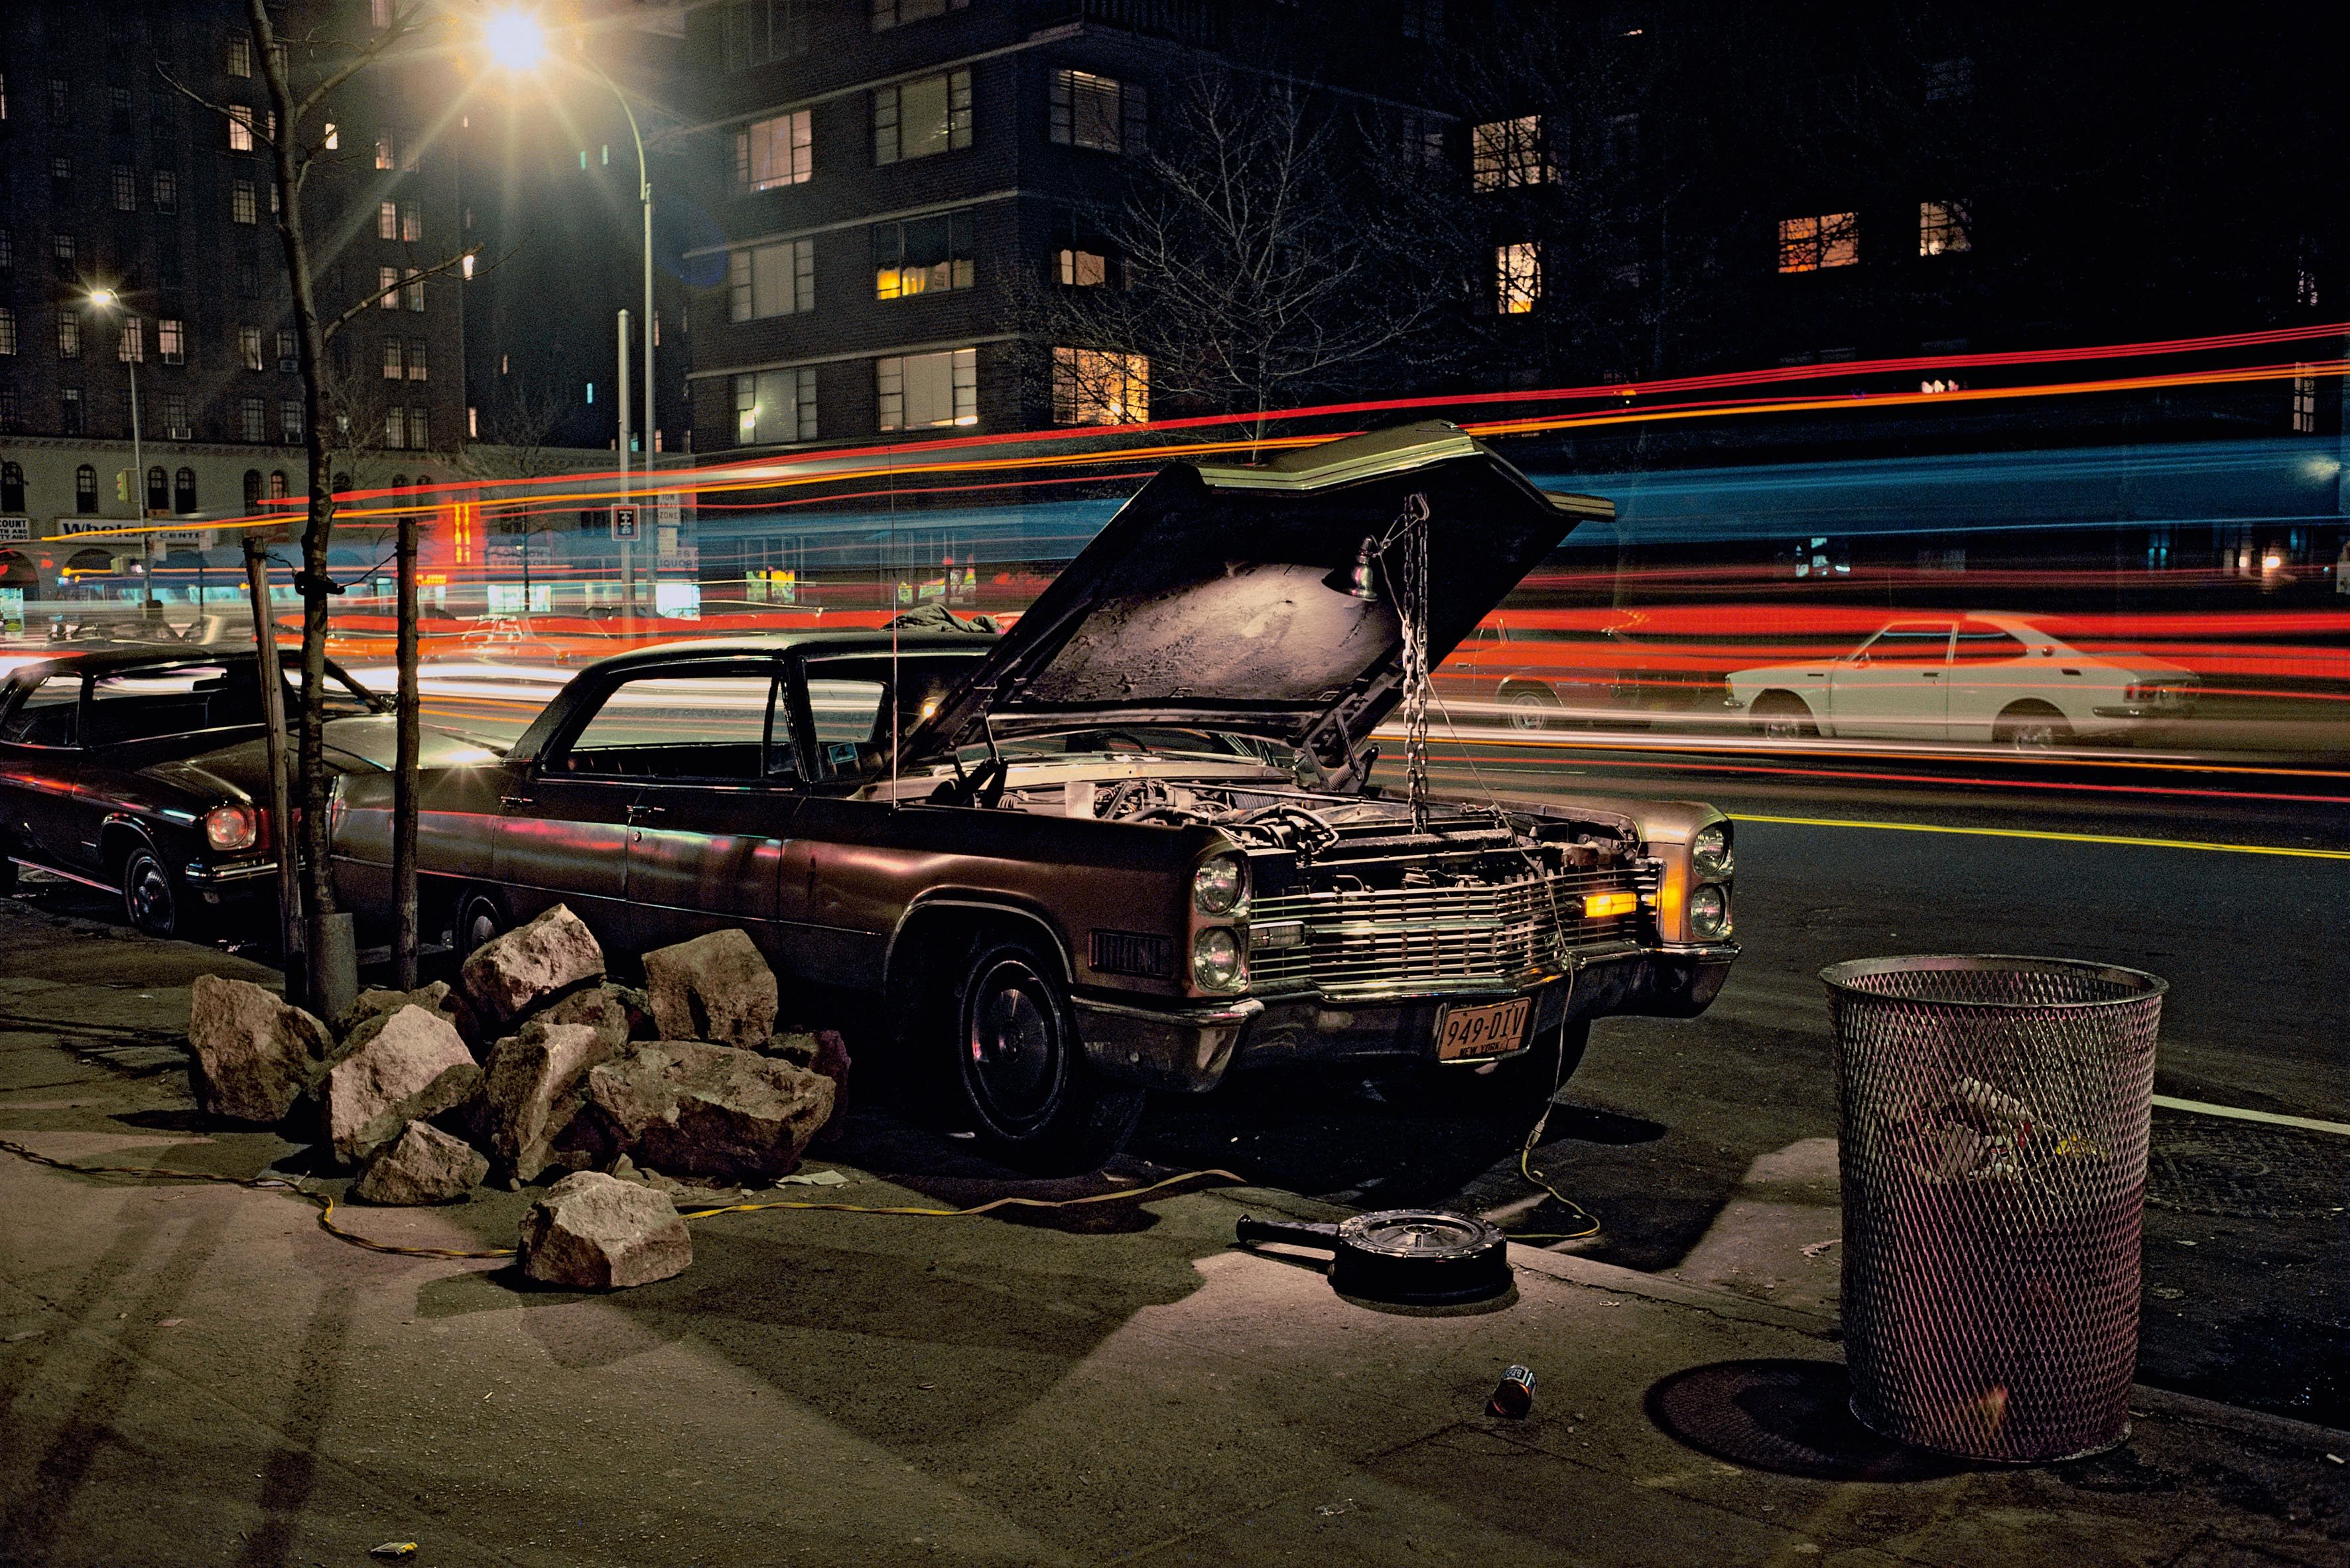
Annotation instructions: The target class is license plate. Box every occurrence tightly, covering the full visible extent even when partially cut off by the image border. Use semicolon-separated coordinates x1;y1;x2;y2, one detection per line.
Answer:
1435;997;1532;1061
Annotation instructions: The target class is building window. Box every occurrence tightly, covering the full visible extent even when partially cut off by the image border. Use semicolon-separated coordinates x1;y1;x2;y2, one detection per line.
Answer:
874;70;972;165
2292;366;2317;434
61;390;85;435
153;170;178;213
0;307;15;357
407;338;427;380
52;234;76;280
265;470;288;500
117;318;145;363
229;105;255;152
1;464;23;511
1049;70;1145;155
161;393;190;438
383;340;405;379
722;0;811;70
278;330;299;371
733;367;817;445
1778;212;1859;273
174;468;197;512
1496;242;1540;313
377;199;397;239
728;238;815;320
410;407;428;450
404;268;424;311
109;87;133;136
873;211;973;298
375;133;396;170
244;470;263;507
229;36;253;77
1918;200;1971;257
57;313;82;359
51;158;74;201
873;0;966;30
282;399;304;440
1472;117;1551;190
112;166;138;212
401;202;421;242
876;346;976;430
324;123;338;150
371;0;393;28
385;406;407;450
1057;247;1107;287
1924;57;1974;104
379;265;401;308
1398;111;1445;170
76;464;99;511
144;466;167;513
241;397;267;442
0;232;10;279
232;179;257;224
239;326;264;370
1051;348;1147;426
735;111;813;192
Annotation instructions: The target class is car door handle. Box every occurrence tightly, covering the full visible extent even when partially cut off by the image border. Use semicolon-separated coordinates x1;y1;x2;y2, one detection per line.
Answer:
625;803;665;822
499;794;533;810
1921;671;1940;679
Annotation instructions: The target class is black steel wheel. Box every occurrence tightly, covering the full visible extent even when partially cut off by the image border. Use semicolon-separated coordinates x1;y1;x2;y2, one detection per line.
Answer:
454;888;507;956
947;935;1143;1173
121;842;195;941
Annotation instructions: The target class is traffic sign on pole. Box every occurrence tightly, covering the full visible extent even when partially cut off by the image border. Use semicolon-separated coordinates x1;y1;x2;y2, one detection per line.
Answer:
610;505;639;541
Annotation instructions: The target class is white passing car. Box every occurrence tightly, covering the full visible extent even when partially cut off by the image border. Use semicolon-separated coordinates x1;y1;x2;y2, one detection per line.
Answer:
1724;614;2199;747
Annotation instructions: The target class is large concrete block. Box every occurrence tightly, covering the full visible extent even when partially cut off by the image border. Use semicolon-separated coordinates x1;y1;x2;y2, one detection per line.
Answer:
324;1005;481;1165
584;1041;834;1181
516;1171;690;1289
459;904;604;1028
186;975;334;1124
480;1020;627;1183
641;929;777;1051
352;1120;488;1205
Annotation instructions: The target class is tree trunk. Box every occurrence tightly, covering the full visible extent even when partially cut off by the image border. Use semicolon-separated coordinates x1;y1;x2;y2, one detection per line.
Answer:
393;509;420;988
241;536;302;976
247;0;338;1006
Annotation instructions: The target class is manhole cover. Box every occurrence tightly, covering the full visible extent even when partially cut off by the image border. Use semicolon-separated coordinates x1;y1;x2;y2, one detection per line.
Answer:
2148;1114;2348;1221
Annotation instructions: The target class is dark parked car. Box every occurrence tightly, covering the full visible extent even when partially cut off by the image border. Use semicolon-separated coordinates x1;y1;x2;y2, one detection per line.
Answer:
329;425;1740;1169
0;644;493;939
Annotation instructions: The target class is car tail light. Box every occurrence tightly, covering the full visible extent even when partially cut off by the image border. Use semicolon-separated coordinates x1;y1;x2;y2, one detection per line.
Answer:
204;803;261;852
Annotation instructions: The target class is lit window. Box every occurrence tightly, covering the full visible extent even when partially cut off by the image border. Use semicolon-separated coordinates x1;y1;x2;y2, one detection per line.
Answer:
1049;70;1144;155
281;399;303;440
404;268;424;312
728;238;815;320
734;110;813;190
57;313;82;359
228;36;253;77
229;105;254;151
2292;366;2316;434
267;471;289;499
375;133;395;171
872;0;965;30
158;319;184;363
1057;248;1107;287
240;326;263;371
161;395;190;439
407;339;428;381
1778;212;1858;273
383;340;405;379
1496;242;1540;313
379;265;401;308
1471;117;1550;190
232;179;257;224
874;70;971;165
733;366;818;445
873;211;973;298
117;317;145;362
401;202;421;242
385;406;407;450
876;347;976;429
378;199;397;239
0;308;21;357
1918;200;1971;257
1051;348;1147;425
324;122;338;150
462;252;475;280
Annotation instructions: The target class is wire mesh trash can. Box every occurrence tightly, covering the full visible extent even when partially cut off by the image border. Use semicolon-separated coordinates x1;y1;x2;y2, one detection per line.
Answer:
1821;955;2165;1462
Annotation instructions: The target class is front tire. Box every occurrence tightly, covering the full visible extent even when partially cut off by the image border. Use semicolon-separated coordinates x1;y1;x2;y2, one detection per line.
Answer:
943;935;1143;1173
453;887;507;956
121;842;198;941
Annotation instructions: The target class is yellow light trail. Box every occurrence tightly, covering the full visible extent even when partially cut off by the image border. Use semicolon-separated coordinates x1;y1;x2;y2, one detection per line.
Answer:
1726;813;2350;862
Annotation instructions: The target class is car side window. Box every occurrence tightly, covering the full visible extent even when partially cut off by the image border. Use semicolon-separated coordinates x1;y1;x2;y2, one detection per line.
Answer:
553;671;790;783
86;663;235;746
1953;625;2029;663
1859;623;1954;665
0;675;82;747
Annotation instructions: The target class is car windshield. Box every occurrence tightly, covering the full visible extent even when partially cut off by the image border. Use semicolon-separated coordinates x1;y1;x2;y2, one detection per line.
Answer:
80;658;383;746
977;728;1291;766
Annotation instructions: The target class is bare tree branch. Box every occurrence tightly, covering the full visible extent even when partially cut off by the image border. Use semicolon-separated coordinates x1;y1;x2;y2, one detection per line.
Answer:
320;243;495;343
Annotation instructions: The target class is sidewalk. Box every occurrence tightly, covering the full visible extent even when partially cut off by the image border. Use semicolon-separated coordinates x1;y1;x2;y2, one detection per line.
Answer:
1;901;2343;1567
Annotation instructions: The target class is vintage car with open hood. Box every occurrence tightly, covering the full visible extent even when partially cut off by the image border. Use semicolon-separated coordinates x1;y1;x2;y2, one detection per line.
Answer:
328;424;1740;1170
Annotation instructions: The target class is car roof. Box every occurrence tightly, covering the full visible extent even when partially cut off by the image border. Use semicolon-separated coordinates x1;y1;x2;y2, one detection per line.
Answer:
1;642;261;680
580;628;994;676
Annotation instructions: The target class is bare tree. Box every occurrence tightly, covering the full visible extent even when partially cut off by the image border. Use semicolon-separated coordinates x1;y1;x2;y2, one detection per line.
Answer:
1030;72;1470;450
168;5;481;1003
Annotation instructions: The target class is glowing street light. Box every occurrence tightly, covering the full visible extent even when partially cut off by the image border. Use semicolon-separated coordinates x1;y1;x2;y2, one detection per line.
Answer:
483;10;549;73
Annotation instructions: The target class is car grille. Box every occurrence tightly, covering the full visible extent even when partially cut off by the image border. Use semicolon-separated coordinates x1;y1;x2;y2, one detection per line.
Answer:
1246;866;1650;1000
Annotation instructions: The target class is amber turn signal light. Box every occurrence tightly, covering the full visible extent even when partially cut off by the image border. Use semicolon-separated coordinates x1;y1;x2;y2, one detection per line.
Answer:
1583;890;1638;919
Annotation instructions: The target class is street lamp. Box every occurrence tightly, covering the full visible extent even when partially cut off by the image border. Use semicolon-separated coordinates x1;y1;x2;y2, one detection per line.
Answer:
485;9;655;616
85;288;157;618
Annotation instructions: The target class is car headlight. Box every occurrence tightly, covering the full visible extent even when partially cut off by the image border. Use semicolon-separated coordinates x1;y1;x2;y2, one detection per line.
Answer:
204;803;260;853
1192;853;1247;915
1691;821;1733;878
1192;927;1246;991
1687;883;1730;940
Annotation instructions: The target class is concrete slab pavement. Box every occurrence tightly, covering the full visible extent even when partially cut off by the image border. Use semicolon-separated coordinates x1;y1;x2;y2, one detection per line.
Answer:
0;898;2344;1566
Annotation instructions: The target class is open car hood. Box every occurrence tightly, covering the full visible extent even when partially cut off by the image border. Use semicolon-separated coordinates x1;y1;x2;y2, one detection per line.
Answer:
899;423;1610;775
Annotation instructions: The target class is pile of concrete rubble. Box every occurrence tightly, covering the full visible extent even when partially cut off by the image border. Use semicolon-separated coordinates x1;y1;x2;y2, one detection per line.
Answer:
184;906;850;1289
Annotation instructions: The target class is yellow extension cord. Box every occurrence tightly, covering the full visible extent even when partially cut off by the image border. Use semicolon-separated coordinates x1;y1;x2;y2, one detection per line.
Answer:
0;1138;1248;1261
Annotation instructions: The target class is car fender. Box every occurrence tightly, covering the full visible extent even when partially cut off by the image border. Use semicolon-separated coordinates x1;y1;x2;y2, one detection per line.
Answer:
883;892;1077;996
